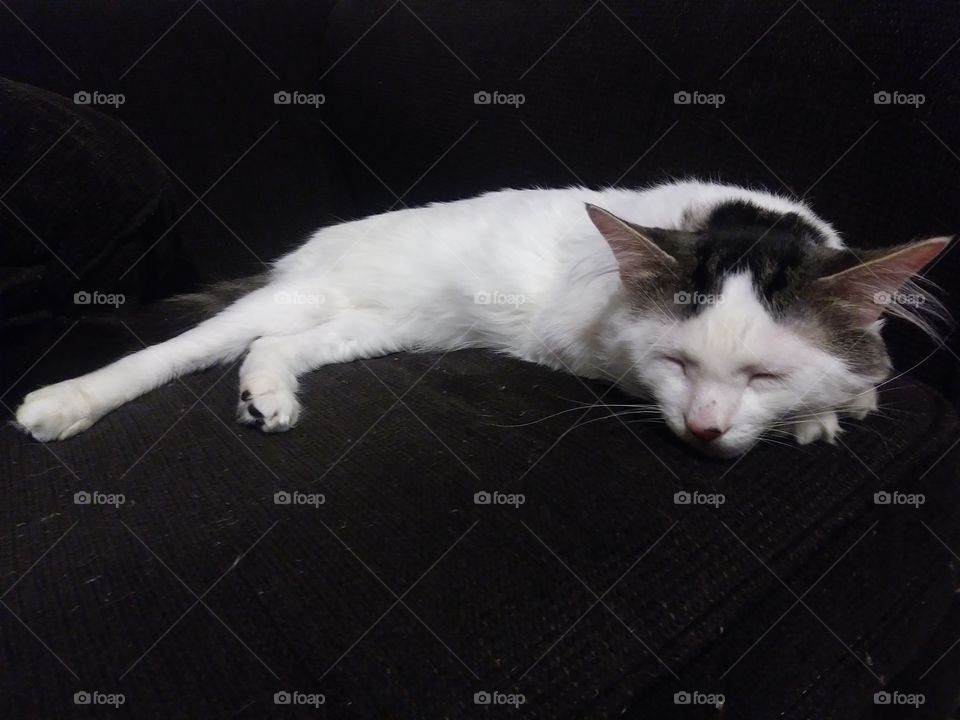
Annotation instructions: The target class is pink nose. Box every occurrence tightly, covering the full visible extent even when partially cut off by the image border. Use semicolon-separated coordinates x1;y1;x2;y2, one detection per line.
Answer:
685;420;725;443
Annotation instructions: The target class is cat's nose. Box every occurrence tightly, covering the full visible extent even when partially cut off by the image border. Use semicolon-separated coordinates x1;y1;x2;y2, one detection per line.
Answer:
685;419;725;443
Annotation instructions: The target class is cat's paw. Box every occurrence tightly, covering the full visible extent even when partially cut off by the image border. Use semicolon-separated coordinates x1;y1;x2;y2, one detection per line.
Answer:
793;412;841;445
236;374;300;433
849;387;878;420
15;381;97;441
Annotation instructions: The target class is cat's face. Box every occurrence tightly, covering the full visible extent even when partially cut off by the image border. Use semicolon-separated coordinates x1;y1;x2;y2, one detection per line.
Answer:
625;273;882;457
588;200;949;458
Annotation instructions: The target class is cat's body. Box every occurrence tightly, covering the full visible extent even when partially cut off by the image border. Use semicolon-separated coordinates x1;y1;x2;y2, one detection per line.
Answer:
263;182;840;379
15;181;949;457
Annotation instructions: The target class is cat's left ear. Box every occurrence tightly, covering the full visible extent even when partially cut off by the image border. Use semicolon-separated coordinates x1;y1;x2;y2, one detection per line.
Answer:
585;203;680;278
817;236;952;326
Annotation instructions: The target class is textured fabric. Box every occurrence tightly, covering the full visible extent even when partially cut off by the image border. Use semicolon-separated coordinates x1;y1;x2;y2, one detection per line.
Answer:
1;351;958;717
0;76;180;313
0;0;350;285
0;76;186;393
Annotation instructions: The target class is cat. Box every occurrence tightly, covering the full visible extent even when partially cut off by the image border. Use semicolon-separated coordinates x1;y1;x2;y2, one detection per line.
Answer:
14;180;950;457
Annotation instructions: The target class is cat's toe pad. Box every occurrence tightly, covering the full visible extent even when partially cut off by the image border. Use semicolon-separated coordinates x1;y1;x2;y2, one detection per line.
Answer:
793;412;841;445
15;382;97;441
236;376;300;433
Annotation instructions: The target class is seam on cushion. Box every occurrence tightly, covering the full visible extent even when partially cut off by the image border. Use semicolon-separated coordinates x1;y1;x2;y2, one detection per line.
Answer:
72;187;166;282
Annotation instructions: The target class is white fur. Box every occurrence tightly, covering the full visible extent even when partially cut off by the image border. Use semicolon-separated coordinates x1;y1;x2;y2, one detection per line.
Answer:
15;181;874;455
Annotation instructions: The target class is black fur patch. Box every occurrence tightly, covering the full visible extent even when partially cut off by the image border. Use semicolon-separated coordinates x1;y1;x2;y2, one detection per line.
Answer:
686;201;828;313
620;200;892;379
624;200;832;321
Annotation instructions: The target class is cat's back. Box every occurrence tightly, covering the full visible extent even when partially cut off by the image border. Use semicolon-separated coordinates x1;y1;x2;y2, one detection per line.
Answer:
273;181;840;278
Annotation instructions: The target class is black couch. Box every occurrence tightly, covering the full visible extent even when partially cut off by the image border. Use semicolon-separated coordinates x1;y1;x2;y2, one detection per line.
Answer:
1;2;959;717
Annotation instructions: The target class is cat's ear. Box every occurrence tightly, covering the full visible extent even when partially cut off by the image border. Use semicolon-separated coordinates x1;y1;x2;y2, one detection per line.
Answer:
817;236;951;326
585;204;678;278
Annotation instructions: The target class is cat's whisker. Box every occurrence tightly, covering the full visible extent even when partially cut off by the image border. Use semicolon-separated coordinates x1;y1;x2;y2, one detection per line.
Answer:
761;427;795;438
556;395;662;410
754;436;796;449
490;405;610;428
490;397;667;429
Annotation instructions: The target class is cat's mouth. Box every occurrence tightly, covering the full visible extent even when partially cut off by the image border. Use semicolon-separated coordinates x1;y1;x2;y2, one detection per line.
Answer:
662;415;748;458
682;434;745;459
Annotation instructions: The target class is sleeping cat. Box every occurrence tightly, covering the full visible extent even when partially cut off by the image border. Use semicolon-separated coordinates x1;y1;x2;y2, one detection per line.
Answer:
14;180;950;457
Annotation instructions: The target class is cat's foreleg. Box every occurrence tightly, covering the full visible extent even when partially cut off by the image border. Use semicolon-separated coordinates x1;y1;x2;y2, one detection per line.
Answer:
236;311;407;432
793;411;841;445
792;386;878;445
15;285;313;441
848;386;878;420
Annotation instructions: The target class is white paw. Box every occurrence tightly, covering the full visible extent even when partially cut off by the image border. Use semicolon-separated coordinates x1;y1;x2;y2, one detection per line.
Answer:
15;381;98;441
236;374;300;433
849;387;878;420
794;412;841;445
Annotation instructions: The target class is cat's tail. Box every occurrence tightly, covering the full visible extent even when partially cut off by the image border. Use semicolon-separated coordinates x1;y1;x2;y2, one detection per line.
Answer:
167;271;272;318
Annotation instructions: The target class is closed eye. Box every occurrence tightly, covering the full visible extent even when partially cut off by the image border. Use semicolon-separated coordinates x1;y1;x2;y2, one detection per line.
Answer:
661;355;688;372
747;370;784;383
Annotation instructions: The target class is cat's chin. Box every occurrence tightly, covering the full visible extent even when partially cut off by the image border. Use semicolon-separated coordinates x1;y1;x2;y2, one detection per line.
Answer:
686;441;745;460
663;419;749;459
673;431;754;459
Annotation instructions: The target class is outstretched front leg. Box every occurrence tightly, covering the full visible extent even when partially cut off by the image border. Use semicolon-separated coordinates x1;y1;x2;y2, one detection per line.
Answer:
15;284;317;441
235;311;410;432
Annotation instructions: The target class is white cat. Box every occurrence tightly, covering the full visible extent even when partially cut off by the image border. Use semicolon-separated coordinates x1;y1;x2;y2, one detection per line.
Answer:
15;180;949;457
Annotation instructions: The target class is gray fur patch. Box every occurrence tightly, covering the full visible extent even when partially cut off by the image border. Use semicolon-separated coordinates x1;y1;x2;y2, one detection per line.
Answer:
168;271;271;317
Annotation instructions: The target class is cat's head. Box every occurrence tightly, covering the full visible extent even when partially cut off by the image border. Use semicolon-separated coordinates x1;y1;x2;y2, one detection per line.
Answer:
587;200;951;458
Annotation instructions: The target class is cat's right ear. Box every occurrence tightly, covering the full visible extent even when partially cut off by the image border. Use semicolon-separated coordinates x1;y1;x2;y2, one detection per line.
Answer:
585;204;678;279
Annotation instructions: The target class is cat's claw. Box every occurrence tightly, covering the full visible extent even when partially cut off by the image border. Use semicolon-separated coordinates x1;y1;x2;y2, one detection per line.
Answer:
236;375;300;433
15;381;98;441
793;412;840;445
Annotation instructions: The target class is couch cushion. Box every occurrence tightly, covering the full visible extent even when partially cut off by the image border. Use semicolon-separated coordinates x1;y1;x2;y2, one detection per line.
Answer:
0;0;350;279
1;343;957;717
0;77;184;389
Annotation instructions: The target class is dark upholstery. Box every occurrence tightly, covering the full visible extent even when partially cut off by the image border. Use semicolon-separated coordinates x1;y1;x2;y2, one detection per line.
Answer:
1;1;959;718
0;77;184;387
